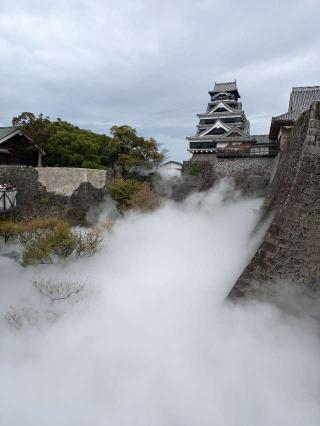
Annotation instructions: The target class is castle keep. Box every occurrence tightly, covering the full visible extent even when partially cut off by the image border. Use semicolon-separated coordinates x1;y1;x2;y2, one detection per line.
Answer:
187;81;278;159
181;81;278;197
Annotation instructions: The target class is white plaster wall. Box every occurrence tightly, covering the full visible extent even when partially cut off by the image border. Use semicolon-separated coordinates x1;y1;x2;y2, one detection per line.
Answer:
36;167;107;196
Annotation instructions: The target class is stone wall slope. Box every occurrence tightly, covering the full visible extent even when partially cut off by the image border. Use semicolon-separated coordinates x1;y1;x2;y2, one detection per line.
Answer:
229;101;320;300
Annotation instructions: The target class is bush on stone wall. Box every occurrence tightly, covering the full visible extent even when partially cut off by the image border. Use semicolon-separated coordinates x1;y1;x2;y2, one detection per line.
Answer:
109;178;160;213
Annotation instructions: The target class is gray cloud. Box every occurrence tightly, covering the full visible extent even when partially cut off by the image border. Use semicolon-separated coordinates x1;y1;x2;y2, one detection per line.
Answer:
0;0;320;161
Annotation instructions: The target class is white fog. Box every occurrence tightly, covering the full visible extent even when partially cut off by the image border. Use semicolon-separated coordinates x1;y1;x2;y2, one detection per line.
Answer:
0;183;319;426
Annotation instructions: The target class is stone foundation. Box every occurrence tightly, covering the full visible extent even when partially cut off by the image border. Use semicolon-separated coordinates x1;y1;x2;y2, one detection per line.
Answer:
190;153;275;196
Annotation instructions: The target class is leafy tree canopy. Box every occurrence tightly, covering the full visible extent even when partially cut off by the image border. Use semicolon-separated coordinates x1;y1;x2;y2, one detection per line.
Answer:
110;125;166;171
12;113;166;171
44;119;117;169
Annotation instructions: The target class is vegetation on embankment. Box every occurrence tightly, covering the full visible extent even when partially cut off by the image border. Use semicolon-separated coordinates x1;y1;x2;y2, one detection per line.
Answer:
0;217;105;266
109;178;160;213
0;178;161;265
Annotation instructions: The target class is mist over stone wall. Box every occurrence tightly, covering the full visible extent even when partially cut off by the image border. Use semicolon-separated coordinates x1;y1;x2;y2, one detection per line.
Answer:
191;153;274;196
170;161;215;200
0;166;118;224
229;101;320;300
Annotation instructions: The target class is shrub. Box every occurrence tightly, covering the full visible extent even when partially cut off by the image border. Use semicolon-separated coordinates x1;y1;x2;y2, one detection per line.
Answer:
17;218;64;245
129;182;160;212
47;223;77;258
21;221;77;266
0;220;20;243
74;229;103;257
33;278;84;303
109;178;160;213
98;220;114;232
0;217;103;266
109;178;145;212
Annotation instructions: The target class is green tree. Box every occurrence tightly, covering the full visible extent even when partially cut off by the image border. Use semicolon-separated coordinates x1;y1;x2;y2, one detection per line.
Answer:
12;112;55;167
44;119;117;169
110;125;166;172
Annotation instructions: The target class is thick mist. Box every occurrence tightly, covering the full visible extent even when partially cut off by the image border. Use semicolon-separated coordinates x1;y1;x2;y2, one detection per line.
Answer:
0;183;319;426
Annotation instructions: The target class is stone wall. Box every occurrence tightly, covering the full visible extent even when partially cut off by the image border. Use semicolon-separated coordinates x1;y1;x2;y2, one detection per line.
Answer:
0;166;118;224
191;153;274;196
171;161;215;201
229;102;320;300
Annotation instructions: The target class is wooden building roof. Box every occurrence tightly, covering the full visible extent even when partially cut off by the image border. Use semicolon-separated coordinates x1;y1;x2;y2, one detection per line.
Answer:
289;86;320;112
0;127;20;143
269;86;320;141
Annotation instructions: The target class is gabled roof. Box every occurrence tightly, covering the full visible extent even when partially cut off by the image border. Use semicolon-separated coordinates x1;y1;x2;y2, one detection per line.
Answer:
208;101;234;114
200;120;231;136
0;127;18;139
289;86;320;112
0;126;36;149
0;127;21;144
224;127;249;138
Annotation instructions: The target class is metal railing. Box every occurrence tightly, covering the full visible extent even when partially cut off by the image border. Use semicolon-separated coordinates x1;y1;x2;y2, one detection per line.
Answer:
0;189;17;213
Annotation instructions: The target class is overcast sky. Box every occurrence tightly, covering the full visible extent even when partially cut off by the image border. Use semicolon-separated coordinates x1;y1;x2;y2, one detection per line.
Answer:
0;0;320;161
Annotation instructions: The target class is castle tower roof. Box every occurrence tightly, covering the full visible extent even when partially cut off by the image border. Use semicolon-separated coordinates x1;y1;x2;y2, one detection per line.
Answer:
209;81;240;98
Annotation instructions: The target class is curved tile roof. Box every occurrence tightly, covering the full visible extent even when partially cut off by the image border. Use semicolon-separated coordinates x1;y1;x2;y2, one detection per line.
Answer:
212;81;238;93
289;86;320;112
